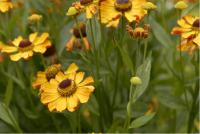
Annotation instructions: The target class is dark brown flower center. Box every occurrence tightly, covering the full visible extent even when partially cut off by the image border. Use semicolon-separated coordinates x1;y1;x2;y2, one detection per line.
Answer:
19;39;32;48
59;79;72;89
193;19;200;28
57;79;76;96
45;65;60;81
73;23;87;38
80;0;93;5
114;0;132;12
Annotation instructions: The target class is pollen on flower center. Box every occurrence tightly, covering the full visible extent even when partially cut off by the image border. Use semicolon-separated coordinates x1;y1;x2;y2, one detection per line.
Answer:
19;39;32;48
80;0;93;5
192;19;200;28
45;65;60;81
73;22;87;38
114;0;132;12
57;79;76;96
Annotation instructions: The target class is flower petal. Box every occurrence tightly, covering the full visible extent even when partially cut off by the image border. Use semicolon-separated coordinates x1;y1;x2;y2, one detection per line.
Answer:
75;72;85;84
78;76;94;87
12;36;23;47
65;63;79;74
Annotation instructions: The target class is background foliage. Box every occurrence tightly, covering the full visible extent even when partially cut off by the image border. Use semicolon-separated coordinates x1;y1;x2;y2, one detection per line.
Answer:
0;0;199;133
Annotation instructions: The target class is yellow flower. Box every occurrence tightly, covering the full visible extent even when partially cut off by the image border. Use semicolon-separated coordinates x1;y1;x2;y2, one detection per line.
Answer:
99;0;151;28
1;32;52;61
171;15;200;53
66;22;91;51
177;36;200;54
28;14;42;23
67;0;98;19
40;63;95;112
126;24;150;39
32;64;62;90
0;0;13;13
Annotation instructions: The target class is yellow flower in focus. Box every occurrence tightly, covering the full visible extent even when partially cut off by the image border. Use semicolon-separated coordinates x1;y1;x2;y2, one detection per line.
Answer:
32;64;62;90
1;32;52;61
171;15;200;54
0;0;13;13
99;0;152;28
66;22;91;51
67;0;98;19
40;63;95;112
28;14;42;23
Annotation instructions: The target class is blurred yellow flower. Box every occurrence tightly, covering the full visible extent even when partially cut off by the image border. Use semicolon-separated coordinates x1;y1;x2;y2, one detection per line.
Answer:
28;14;42;23
0;0;13;13
67;0;98;19
40;63;95;112
174;1;188;10
99;0;153;28
66;22;91;51
142;2;157;10
1;32;52;61
171;15;200;54
126;24;150;39
32;64;62;90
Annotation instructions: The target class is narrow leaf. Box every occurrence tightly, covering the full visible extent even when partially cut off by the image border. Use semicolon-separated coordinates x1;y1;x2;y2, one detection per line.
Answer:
129;113;155;129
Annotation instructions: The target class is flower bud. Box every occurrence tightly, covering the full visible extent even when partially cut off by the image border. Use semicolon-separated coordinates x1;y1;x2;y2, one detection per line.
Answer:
66;7;78;16
130;76;142;85
143;2;157;10
28;14;42;23
174;1;188;10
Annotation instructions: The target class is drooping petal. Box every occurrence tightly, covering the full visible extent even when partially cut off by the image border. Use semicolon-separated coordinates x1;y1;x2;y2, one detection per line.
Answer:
193;34;200;46
76;87;93;103
75;72;85;84
65;63;79;74
29;32;38;42
12;36;23;47
10;53;22;61
33;33;49;45
67;95;79;112
78;76;94;87
56;97;67;112
1;46;18;53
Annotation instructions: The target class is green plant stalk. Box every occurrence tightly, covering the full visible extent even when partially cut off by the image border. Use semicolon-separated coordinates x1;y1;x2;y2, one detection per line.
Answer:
89;18;104;130
187;50;200;133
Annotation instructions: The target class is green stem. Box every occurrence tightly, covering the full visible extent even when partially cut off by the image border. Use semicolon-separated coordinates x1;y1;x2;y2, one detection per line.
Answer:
187;50;200;133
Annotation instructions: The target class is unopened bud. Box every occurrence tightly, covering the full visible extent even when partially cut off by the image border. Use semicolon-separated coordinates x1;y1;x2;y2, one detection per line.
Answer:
143;2;157;10
66;7;78;16
130;76;142;85
174;1;188;10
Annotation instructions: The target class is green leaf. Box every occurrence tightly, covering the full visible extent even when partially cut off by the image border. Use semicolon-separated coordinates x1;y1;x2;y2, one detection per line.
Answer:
150;17;173;48
131;58;151;103
4;79;13;106
0;102;22;133
129;113;156;129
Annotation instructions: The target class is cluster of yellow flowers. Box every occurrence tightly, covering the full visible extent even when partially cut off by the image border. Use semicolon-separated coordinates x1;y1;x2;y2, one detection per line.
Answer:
0;0;199;113
171;1;200;54
32;63;95;112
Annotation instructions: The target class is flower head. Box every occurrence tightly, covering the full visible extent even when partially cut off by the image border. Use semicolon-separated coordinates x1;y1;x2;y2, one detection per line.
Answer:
67;0;98;19
99;0;153;28
32;64;62;90
171;15;200;54
126;24;150;39
0;0;13;13
1;32;52;61
40;63;95;112
174;1;188;10
66;22;91;51
28;14;43;23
